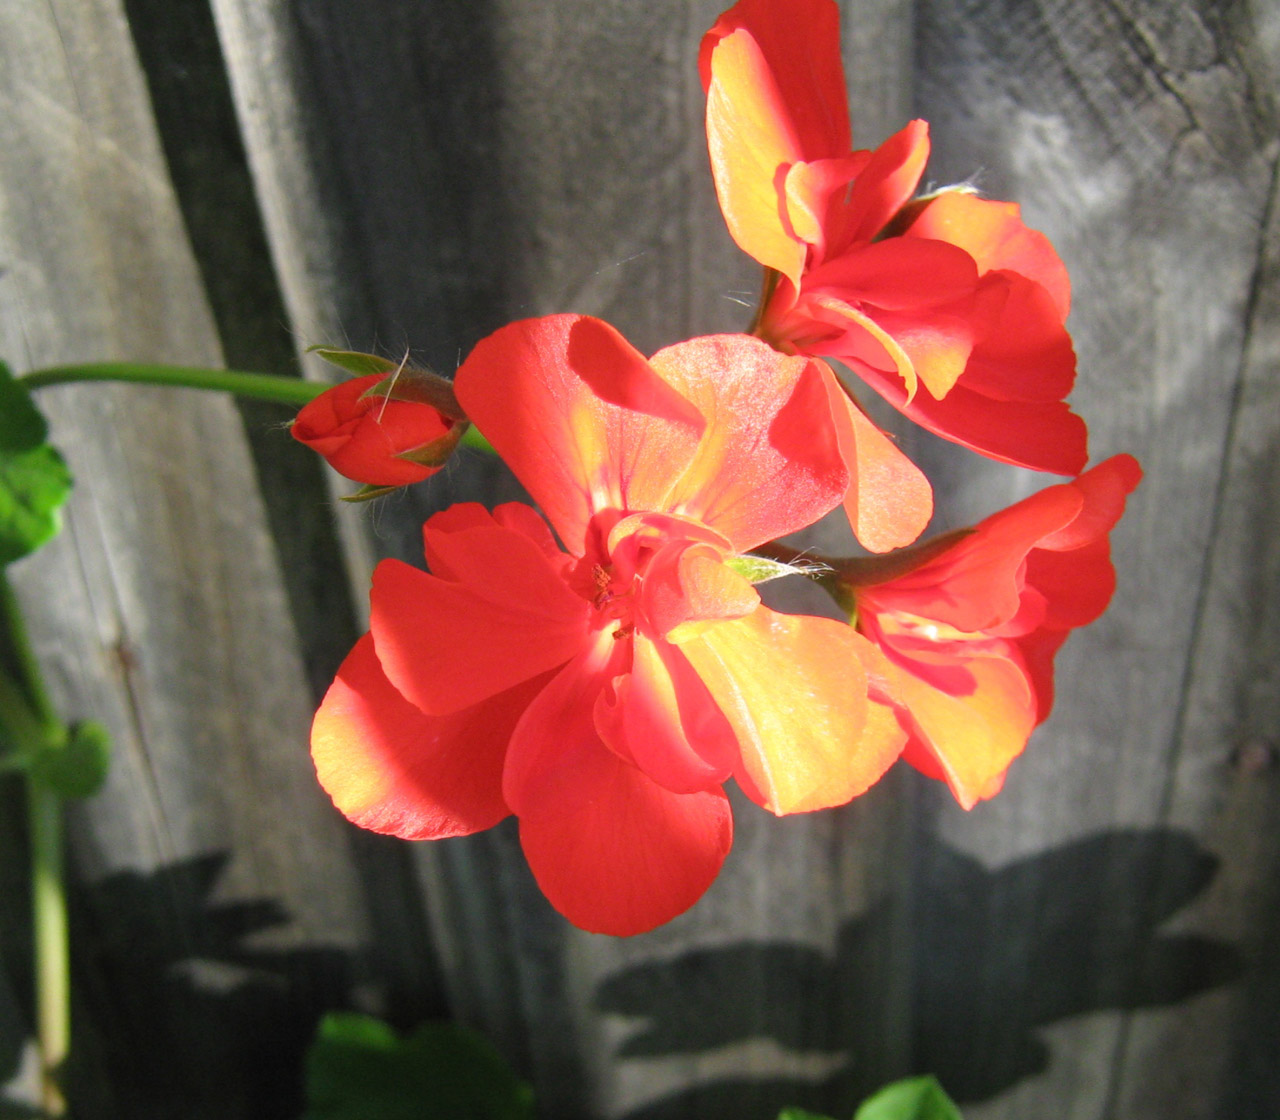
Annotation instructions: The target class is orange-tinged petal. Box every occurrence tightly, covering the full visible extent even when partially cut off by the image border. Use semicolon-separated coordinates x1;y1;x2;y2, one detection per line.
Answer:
312;634;545;839
782;155;870;256
640;543;760;639
700;0;850;155
704;28;808;283
821;367;932;552
653;334;847;550
894;649;1036;810
453;315;705;552
702;0;850;283
680;606;900;815
871;306;976;401
905;191;1070;320
806;292;920;399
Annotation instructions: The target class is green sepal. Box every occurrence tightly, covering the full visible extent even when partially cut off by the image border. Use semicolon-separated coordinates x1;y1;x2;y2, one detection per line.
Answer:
853;1075;963;1120
360;370;464;420
307;347;401;378
394;422;469;469
29;719;111;799
303;1012;535;1120
726;553;828;585
339;484;400;504
0;362;72;566
310;346;467;419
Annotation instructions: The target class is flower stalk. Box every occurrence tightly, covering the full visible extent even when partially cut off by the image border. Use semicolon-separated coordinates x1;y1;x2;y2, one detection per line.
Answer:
18;362;493;454
1;576;69;1116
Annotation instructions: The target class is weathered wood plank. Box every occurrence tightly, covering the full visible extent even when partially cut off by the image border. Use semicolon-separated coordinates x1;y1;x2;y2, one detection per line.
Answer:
0;0;385;1113
911;0;1279;1116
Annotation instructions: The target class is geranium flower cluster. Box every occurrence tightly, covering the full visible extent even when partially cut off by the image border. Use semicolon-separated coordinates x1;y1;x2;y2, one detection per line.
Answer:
294;0;1140;936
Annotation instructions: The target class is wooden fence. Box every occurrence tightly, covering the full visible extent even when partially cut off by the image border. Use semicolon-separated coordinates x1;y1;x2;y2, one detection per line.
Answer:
1;0;1276;1116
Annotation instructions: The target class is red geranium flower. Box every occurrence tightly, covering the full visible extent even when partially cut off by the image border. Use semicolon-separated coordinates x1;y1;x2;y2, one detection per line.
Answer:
292;371;463;488
833;455;1141;808
311;315;906;935
701;0;1088;479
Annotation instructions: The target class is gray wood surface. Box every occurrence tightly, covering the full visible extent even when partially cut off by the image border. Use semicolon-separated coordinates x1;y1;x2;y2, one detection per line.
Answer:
0;1;406;1115
0;0;1275;1117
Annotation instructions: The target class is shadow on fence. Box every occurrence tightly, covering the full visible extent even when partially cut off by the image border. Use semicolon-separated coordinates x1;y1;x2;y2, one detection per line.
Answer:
600;828;1242;1120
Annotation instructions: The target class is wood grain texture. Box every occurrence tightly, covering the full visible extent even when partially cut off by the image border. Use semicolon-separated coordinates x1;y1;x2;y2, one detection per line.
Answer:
911;1;1279;1117
1;0;1275;1115
0;0;381;1113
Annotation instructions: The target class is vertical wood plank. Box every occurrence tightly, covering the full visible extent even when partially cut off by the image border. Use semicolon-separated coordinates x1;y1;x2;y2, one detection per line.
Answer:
910;1;1279;1116
0;0;386;1113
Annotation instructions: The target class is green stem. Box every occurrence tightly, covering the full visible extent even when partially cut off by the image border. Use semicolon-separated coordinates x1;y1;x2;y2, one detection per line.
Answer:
18;363;498;456
0;577;60;734
18;362;325;407
28;781;67;1118
1;576;68;1116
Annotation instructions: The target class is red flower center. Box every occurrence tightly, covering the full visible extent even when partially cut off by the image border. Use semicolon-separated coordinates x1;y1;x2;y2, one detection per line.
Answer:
569;510;758;643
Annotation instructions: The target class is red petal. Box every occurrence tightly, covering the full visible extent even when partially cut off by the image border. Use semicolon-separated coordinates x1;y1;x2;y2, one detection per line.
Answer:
453;315;705;552
803;236;979;311
866;484;1083;632
652;334;848;550
312;634;545;838
369;527;588;715
501;641;734;935
519;767;733;936
839;120;931;248
594;635;738;794
679;607;900;814
876;376;1090;475
1037;454;1142;550
955;273;1076;403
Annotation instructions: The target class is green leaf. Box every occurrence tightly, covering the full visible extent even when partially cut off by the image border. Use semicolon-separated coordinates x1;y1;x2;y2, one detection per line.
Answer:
304;1013;535;1120
853;1076;963;1120
0;362;51;454
726;553;828;585
30;720;111;799
0;362;72;565
307;347;401;378
777;1109;837;1120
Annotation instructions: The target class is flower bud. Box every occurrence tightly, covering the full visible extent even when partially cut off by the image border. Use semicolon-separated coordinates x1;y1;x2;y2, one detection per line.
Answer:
292;369;466;489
